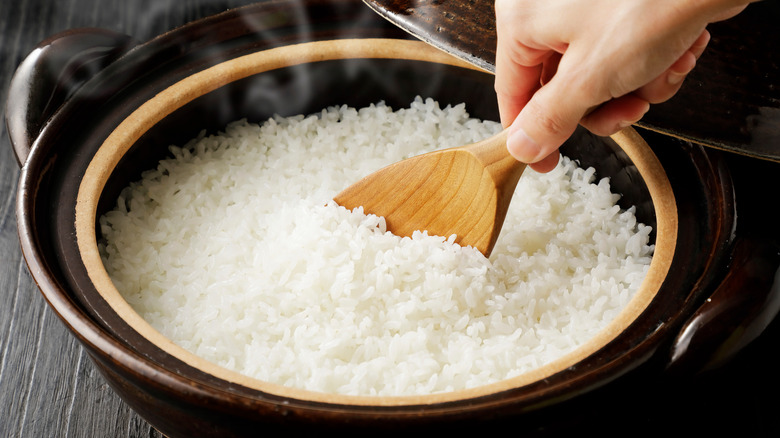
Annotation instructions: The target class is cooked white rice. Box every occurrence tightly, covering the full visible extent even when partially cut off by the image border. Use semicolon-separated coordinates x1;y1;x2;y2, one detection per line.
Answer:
98;97;653;396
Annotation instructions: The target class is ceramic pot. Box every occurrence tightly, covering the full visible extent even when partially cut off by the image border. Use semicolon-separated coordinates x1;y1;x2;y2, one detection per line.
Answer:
7;0;778;436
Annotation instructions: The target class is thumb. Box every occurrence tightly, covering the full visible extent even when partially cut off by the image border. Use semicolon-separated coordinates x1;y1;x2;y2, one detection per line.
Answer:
506;77;591;166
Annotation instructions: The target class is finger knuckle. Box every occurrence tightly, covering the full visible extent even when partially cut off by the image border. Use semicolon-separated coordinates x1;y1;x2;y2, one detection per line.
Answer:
529;102;570;136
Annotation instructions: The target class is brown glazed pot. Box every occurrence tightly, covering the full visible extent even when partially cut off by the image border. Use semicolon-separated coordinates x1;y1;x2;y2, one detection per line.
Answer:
7;0;780;436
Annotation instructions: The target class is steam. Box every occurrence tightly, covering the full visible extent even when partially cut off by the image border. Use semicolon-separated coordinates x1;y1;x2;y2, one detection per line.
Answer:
218;0;460;121
229;0;414;118
36;0;459;131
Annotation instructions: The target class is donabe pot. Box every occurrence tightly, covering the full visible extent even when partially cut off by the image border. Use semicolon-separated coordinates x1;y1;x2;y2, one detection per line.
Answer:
7;0;778;436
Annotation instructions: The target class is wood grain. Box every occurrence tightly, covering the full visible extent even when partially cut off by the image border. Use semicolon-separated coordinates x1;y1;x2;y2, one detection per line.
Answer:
335;129;522;256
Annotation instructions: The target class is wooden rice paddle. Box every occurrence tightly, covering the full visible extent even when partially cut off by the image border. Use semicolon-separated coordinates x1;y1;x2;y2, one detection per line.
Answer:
334;129;523;257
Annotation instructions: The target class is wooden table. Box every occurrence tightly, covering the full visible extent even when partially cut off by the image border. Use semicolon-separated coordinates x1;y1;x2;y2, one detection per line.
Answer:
2;1;780;436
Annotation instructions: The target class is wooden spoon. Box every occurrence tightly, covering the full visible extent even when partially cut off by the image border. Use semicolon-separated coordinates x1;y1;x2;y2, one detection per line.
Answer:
334;128;523;257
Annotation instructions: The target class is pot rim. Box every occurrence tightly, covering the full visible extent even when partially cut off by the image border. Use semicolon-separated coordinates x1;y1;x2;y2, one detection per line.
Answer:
69;37;678;406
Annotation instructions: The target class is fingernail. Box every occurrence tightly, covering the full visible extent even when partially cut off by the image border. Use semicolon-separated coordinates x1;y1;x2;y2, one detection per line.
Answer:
507;128;542;163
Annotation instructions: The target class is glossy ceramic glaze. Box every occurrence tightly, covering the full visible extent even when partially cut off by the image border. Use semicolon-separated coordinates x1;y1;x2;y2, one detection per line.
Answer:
7;0;780;435
363;0;780;162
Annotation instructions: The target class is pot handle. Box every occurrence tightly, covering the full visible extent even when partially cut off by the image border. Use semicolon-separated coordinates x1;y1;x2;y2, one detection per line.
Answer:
666;236;780;374
5;28;137;167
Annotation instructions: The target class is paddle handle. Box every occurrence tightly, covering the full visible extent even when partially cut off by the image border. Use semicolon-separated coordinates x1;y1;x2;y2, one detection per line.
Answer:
467;128;526;202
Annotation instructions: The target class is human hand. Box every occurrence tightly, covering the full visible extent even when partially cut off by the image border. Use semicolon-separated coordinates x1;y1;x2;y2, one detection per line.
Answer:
494;0;752;172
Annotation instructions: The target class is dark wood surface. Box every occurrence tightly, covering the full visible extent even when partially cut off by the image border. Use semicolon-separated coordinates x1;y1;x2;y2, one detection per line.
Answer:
0;2;257;437
2;1;780;437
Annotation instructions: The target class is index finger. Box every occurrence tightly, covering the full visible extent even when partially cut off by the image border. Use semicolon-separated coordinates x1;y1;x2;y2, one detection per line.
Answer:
494;38;547;127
